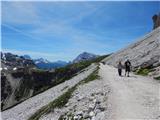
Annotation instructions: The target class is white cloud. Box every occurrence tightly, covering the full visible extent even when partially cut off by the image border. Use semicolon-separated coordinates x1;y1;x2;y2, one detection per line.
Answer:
2;24;44;41
1;2;112;60
2;1;102;41
2;2;40;25
29;3;101;35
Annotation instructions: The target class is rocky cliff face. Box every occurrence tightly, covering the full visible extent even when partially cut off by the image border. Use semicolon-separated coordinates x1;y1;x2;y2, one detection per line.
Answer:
103;27;160;75
152;13;160;30
1;52;36;110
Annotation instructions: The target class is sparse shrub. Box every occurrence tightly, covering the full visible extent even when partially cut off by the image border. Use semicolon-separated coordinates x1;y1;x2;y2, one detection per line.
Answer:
135;68;151;76
154;76;160;80
59;113;74;120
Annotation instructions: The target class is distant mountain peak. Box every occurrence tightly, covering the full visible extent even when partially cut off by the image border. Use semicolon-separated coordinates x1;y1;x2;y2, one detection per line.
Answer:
1;52;35;69
33;58;68;70
22;55;31;60
73;52;98;63
34;58;50;64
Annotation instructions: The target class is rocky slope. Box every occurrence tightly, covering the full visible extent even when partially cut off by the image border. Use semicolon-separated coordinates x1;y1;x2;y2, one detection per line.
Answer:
102;27;160;77
39;67;110;120
2;64;98;120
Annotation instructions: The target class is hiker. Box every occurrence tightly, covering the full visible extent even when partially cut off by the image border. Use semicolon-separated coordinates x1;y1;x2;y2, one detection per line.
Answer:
117;61;123;76
124;59;131;77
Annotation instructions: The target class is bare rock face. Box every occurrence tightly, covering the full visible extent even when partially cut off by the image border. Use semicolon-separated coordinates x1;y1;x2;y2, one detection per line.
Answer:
152;13;160;30
102;27;160;70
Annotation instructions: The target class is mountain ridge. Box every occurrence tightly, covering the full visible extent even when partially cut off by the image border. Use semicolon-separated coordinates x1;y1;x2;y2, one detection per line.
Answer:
34;58;68;69
73;52;98;63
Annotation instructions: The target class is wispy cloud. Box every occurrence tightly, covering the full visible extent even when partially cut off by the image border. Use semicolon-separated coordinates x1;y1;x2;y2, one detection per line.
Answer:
2;1;103;42
2;24;44;41
2;1;158;61
2;1;40;25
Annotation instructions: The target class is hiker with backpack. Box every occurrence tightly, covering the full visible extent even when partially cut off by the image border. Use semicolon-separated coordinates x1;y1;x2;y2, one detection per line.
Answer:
124;59;131;77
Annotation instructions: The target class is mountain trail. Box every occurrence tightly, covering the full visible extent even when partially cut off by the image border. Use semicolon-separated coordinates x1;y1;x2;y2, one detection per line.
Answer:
39;64;160;120
100;64;160;120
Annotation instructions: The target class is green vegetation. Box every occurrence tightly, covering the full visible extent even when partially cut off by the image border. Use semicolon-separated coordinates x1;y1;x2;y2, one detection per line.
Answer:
61;86;69;91
58;113;75;120
31;68;47;73
28;67;100;120
78;68;100;85
135;68;151;76
154;76;160;80
28;86;77;120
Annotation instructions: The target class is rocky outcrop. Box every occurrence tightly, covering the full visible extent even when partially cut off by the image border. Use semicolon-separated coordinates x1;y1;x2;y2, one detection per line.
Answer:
152;13;160;30
1;52;35;69
1;52;36;110
1;73;12;109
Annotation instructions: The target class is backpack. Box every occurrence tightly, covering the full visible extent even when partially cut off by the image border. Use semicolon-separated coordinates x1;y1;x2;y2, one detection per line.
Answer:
126;61;130;67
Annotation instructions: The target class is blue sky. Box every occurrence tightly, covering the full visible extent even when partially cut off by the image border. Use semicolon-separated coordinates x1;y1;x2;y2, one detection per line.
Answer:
1;1;160;61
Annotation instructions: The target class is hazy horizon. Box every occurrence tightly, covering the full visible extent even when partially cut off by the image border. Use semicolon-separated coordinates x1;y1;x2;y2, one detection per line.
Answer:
2;1;159;61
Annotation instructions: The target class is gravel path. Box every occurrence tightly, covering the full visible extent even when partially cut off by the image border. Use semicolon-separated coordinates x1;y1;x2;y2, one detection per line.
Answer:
100;64;160;120
39;63;160;120
1;64;97;120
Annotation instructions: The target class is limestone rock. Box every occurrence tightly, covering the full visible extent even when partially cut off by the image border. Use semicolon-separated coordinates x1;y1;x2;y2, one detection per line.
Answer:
103;26;160;71
152;13;160;30
89;111;95;117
